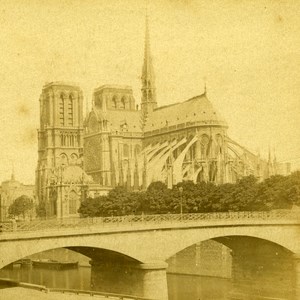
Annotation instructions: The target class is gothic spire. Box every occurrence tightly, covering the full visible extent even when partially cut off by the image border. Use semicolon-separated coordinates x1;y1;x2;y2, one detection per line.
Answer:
141;14;157;115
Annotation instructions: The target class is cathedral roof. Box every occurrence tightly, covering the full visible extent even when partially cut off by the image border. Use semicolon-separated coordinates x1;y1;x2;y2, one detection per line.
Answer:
93;108;142;133
144;94;227;132
43;81;81;90
94;84;133;92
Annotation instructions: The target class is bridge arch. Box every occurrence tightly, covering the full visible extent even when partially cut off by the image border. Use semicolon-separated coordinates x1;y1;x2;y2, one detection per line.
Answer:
166;234;293;261
0;235;148;269
155;225;300;262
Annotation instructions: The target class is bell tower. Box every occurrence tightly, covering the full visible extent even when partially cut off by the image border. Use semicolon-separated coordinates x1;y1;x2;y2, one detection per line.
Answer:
36;82;84;206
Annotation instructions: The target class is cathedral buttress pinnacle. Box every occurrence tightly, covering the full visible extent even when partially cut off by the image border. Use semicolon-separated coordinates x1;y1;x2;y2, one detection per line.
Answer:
141;15;157;118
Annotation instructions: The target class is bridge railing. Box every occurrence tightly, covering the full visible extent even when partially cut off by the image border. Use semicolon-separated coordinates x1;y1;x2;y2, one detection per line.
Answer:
1;210;299;233
49;288;156;300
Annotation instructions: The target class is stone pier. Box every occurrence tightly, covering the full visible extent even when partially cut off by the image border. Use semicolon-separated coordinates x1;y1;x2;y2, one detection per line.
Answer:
90;260;168;300
293;254;300;299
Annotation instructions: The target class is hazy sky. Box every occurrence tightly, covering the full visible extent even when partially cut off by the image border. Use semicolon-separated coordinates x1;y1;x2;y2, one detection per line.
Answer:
0;0;299;184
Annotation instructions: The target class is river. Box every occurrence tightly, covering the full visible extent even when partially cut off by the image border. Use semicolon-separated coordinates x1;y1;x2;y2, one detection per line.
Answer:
0;265;296;300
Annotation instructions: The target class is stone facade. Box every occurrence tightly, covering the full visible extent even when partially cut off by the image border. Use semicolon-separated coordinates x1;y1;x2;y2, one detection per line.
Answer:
36;19;290;217
36;82;92;218
83;19;283;191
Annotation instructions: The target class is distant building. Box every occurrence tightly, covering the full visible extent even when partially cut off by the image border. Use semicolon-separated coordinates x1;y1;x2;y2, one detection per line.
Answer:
0;173;35;221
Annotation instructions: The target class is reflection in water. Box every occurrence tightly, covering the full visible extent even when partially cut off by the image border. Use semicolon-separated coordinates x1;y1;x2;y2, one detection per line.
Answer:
167;274;231;300
230;256;295;300
0;265;297;300
0;265;91;290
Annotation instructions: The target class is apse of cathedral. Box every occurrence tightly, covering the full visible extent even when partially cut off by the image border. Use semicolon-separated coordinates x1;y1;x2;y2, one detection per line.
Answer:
36;19;288;218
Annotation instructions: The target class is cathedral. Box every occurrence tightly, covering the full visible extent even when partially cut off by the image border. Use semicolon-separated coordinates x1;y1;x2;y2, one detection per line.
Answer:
36;19;288;218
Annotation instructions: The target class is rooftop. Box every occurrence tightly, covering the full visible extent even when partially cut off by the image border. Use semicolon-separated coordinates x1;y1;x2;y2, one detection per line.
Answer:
94;84;133;93
43;81;81;90
144;93;227;132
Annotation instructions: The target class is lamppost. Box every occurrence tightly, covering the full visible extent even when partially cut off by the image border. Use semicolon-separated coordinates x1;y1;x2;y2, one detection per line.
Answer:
179;186;183;219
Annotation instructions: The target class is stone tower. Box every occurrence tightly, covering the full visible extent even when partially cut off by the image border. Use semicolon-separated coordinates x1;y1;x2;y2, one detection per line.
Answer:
36;82;84;208
141;16;157;119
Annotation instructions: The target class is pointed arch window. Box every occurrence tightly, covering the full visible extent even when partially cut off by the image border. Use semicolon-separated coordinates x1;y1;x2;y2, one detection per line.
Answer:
69;191;78;214
59;94;65;126
134;145;141;157
123;144;129;158
60;153;68;166
215;134;223;156
201;135;210;159
68;94;74;126
60;133;64;146
120;97;125;109
112;96;117;109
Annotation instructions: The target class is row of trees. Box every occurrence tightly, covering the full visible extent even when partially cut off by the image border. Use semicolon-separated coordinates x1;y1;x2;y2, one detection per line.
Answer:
78;171;300;217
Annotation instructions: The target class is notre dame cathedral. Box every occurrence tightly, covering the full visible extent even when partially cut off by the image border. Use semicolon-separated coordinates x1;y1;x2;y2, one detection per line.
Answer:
36;19;289;218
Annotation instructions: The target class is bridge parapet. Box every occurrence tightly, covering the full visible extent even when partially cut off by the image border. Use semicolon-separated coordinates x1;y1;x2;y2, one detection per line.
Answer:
1;210;299;235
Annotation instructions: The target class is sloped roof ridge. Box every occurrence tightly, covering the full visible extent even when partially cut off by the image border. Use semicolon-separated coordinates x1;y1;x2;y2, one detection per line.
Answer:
154;93;207;112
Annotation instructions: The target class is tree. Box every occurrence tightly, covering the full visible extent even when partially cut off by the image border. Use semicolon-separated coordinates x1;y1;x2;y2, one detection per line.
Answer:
8;195;34;219
107;187;139;216
226;175;260;211
78;173;298;218
143;182;172;214
78;197;105;217
78;188;142;217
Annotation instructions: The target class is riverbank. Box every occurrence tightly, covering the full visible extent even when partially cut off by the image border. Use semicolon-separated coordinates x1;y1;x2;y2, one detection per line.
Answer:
0;287;108;299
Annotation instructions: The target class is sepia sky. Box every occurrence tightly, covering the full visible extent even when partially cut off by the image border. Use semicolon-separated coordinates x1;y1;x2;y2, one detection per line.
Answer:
0;0;299;184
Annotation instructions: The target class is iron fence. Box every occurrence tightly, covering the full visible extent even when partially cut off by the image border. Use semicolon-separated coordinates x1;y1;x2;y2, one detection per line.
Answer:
0;210;299;233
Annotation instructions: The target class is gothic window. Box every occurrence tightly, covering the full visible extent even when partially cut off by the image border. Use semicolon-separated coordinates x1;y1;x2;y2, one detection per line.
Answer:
60;133;64;146
45;99;50;125
189;143;195;160
215;134;223;156
201;135;210;159
60;153;68;166
123;144;129;158
59;94;65;126
112;96;117;109
70;153;78;165
120;97;125;109
68;94;73;126
69;190;78;214
134;145;141;157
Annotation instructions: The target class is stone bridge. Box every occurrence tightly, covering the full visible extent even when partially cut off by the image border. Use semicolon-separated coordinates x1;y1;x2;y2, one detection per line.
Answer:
1;211;300;299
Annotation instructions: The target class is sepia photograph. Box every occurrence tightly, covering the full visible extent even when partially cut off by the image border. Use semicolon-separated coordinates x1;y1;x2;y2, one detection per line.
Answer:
0;0;300;299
